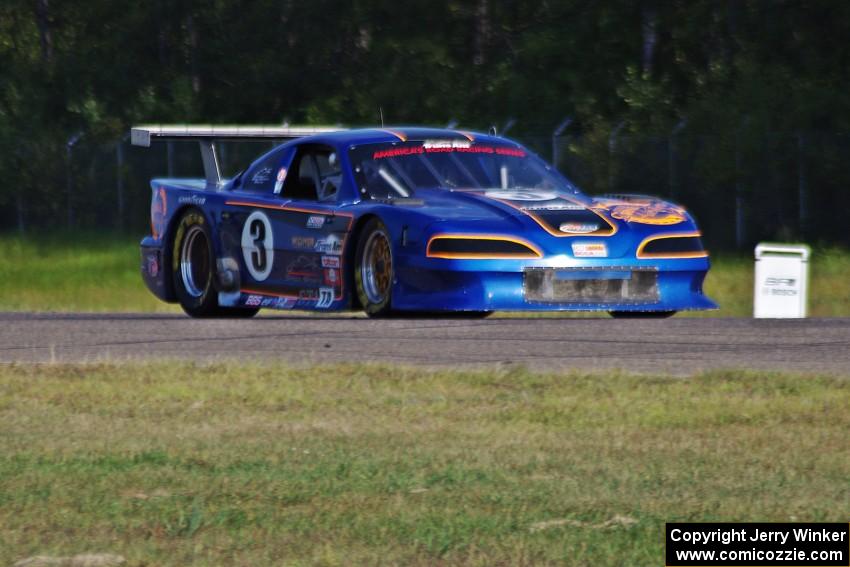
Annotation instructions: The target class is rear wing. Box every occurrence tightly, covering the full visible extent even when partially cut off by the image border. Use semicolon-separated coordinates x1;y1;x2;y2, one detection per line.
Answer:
130;124;344;187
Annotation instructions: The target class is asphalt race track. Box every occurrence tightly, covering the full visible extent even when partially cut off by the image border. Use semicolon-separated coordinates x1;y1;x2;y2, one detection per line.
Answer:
1;312;849;375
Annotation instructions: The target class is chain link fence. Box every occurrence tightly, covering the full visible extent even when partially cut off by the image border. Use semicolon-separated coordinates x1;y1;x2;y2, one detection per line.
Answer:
2;128;848;251
526;130;850;249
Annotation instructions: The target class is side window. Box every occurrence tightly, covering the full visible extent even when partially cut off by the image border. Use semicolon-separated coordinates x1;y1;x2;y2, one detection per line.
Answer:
238;148;291;194
282;145;341;202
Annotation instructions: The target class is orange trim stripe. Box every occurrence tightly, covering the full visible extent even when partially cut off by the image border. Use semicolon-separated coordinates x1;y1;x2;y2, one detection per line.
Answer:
426;234;543;259
636;231;709;259
381;129;408;141
224;200;354;230
458;131;476;142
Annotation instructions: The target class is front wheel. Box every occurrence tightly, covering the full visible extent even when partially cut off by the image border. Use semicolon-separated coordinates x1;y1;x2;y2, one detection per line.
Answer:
355;218;394;317
609;311;676;319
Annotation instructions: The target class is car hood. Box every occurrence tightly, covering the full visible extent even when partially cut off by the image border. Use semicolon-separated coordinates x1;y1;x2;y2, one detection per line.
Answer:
409;188;694;236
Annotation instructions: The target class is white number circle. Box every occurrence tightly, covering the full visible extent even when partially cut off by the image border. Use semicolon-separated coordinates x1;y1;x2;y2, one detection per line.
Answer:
241;211;274;281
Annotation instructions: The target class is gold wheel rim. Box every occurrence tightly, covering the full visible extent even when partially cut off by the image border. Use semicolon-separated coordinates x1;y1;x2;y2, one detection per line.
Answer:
362;230;392;304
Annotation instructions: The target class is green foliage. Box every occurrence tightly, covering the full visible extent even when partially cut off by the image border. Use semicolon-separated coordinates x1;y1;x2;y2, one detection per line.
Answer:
1;232;849;316
2;1;849;137
0;231;178;312
1;1;850;245
1;361;848;564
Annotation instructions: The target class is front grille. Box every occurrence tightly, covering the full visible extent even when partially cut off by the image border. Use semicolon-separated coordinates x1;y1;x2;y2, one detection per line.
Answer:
524;267;659;304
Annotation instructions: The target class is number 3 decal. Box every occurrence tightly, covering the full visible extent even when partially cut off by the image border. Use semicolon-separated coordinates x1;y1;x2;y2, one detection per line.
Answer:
241;211;274;281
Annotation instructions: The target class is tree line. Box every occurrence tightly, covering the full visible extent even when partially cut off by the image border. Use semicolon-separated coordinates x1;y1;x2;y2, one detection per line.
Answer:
1;0;848;246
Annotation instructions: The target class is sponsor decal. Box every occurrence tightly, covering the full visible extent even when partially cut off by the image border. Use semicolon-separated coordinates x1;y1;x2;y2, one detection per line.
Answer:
245;295;263;307
274;297;297;309
306;215;325;229
423;139;471;149
145;254;159;277
178;195;206;205
291;236;316;250
607;203;686;225
288;255;319;269
316;287;335;309
255;296;298;309
273;167;287;194
485;190;559;201
298;289;318;300
315;235;343;255
251;167;273;185
373;145;526;160
572;242;608;258
521;203;585;211
559;222;600;234
323;268;339;287
321;256;340;269
241;211;274;281
493;147;527;157
286;255;321;282
373;146;423;159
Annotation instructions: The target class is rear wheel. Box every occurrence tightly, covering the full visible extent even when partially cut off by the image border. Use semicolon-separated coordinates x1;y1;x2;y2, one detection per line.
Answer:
609;311;676;319
355;218;394;317
172;209;258;318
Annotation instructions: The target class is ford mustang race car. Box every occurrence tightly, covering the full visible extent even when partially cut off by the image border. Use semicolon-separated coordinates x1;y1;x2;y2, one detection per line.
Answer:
132;125;716;318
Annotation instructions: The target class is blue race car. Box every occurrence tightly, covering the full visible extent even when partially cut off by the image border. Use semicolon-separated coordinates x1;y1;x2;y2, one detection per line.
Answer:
133;125;716;318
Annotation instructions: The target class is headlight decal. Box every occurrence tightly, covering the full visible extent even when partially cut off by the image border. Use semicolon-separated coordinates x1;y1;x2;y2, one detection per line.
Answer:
426;235;543;259
637;232;708;259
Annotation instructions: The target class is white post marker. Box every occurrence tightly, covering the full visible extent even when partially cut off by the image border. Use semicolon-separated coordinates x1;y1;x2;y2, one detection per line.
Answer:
753;243;811;318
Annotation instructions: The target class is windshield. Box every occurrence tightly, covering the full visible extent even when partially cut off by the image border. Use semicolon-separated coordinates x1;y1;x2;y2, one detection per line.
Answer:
349;140;581;199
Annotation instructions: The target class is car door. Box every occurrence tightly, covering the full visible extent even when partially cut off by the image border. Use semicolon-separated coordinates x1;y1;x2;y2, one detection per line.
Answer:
220;143;351;310
274;144;352;309
217;145;296;305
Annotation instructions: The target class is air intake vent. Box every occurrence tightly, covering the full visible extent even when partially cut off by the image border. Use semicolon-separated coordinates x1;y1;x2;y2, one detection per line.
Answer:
524;268;659;304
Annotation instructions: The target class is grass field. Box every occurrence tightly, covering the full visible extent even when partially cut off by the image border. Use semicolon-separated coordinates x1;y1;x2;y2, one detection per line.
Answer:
0;233;179;313
1;232;849;316
0;362;848;565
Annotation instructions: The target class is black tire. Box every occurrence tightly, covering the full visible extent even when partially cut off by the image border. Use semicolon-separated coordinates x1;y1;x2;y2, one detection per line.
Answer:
172;208;259;318
354;218;395;317
609;310;676;319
